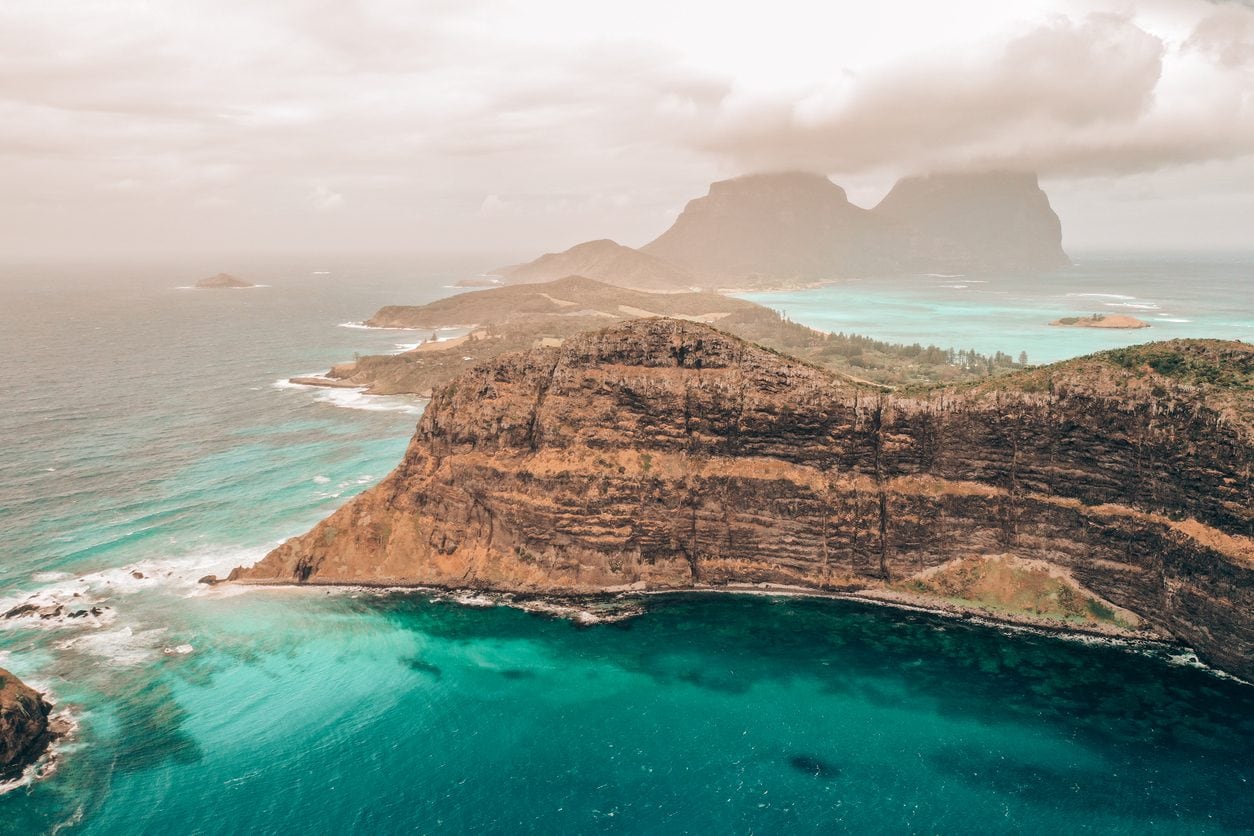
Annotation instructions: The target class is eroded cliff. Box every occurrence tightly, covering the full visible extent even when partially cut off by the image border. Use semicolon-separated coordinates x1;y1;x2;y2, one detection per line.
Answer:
0;667;53;778
234;320;1253;679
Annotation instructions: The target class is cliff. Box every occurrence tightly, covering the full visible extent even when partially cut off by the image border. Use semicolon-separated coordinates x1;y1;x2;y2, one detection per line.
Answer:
642;172;899;284
637;171;1070;285
496;239;700;292
235;320;1253;679
0;667;53;778
874;172;1070;273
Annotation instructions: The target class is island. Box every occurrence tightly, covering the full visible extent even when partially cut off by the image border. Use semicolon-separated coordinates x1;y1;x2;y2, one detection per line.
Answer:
1050;314;1150;329
0;667;53;779
194;273;255;289
290;276;1027;394
232;320;1254;682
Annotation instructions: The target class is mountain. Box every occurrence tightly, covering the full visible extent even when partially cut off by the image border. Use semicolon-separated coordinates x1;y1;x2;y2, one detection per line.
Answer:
874;171;1070;273
231;320;1253;680
634;170;1070;286
641;172;898;284
494;239;699;291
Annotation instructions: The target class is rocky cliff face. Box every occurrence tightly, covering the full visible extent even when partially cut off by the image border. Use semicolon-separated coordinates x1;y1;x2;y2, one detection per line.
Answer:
642;172;899;282
0;667;53;777
234;320;1253;679
639;170;1070;283
874;171;1070;273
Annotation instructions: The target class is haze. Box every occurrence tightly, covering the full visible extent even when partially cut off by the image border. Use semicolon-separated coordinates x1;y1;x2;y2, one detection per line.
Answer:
3;0;1252;260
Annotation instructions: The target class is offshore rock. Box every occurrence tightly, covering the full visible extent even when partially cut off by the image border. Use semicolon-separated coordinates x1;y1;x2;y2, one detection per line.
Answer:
233;320;1253;679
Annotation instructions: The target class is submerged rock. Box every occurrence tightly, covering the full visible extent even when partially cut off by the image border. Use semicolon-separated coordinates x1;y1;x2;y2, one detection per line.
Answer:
0;667;53;778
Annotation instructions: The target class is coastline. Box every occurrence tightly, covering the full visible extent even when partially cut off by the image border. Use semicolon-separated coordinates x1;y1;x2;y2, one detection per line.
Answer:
226;576;1218;676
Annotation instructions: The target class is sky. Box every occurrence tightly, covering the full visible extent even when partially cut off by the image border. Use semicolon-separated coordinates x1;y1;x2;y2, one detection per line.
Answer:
2;0;1252;261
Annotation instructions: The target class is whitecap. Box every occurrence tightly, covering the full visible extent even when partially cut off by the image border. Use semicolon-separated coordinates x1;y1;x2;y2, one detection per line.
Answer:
337;321;422;331
1155;317;1192;323
56;626;166;666
312;475;331;484
1066;292;1135;300
292;384;426;415
1104;302;1161;310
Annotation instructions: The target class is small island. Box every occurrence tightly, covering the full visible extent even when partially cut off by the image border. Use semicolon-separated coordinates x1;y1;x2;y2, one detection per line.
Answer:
1049;313;1149;329
195;273;255;289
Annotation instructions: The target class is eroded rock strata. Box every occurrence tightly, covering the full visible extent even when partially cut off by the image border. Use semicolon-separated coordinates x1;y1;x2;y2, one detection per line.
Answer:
233;320;1253;679
0;667;53;777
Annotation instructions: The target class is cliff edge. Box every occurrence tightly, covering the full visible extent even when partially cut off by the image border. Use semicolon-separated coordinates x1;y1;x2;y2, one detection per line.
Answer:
0;667;53;778
233;320;1253;679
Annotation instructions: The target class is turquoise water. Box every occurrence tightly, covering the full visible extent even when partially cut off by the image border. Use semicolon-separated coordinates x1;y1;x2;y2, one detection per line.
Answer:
741;252;1254;364
1;255;1252;834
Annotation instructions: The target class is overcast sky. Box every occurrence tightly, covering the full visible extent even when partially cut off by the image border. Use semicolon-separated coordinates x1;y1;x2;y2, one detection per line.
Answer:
2;0;1252;260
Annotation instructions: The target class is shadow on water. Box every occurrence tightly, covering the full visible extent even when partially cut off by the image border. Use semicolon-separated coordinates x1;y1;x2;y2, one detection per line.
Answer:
929;744;1252;831
109;677;203;773
368;591;1254;761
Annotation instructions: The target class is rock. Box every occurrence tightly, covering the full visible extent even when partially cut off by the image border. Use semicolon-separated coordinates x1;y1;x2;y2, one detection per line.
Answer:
873;171;1070;273
131;571;145;579
194;273;254;289
637;170;1069;286
198;575;220;586
3;604;37;620
0;667;54;777
1050;314;1150;329
231;320;1253;680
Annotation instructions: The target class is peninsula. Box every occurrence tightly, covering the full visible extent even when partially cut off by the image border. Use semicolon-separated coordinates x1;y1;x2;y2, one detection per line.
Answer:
232;320;1253;681
295;276;1026;393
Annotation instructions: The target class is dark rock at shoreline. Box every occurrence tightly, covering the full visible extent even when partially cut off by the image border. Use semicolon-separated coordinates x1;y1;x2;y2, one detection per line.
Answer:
0;667;54;778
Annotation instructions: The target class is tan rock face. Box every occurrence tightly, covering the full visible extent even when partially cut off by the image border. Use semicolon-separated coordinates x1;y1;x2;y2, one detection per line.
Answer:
0;667;52;776
233;319;1254;680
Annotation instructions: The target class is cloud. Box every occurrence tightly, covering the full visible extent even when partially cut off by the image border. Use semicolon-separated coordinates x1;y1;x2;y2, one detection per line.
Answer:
693;11;1254;178
310;184;343;210
0;0;1250;256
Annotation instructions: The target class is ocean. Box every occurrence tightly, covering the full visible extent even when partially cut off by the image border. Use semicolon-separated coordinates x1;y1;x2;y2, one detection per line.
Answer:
1;253;1252;834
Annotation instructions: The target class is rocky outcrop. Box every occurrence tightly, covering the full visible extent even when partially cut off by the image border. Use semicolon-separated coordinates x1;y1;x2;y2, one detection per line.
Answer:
642;172;899;284
234;320;1253;679
1050;314;1150;329
637;170;1070;285
194;273;254;289
0;667;53;777
497;240;699;292
873;171;1070;273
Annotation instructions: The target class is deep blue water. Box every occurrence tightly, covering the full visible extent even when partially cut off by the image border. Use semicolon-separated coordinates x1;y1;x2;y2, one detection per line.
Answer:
1;255;1252;834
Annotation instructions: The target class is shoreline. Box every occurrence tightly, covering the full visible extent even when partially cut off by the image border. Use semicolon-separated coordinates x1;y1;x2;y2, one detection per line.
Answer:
223;576;1236;679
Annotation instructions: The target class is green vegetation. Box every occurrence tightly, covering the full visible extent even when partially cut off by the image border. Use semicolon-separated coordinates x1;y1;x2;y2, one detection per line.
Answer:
1105;342;1253;389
